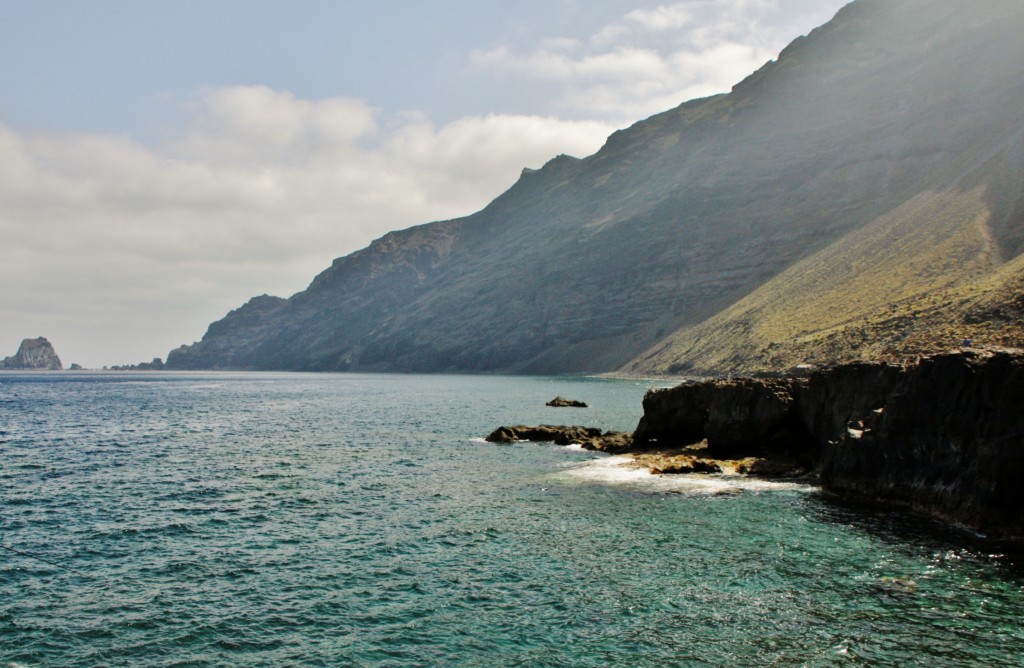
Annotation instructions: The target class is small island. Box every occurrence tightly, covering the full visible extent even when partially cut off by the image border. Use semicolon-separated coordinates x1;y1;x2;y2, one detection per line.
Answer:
0;337;63;370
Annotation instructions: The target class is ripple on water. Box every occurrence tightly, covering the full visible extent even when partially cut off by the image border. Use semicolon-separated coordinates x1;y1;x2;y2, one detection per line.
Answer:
2;372;1023;667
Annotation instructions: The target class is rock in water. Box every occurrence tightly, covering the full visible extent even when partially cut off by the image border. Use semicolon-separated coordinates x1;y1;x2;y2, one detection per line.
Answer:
546;396;589;408
0;337;63;370
484;425;633;453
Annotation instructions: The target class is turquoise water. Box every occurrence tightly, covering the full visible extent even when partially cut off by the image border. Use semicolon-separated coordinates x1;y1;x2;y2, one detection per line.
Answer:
2;372;1023;666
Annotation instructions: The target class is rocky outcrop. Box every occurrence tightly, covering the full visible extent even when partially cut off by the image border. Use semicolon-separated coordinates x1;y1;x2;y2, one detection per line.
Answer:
107;358;165;371
632;349;1024;537
0;338;63;370
546;397;589;408
485;425;633;453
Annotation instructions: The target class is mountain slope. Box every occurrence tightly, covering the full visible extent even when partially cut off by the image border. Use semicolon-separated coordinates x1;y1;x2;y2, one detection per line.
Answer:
167;0;1024;375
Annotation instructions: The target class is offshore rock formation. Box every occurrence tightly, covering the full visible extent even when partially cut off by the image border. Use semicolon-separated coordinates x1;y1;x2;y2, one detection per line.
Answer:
0;338;63;370
168;0;1024;374
485;425;633;453
633;349;1024;537
546;397;589;408
107;358;165;371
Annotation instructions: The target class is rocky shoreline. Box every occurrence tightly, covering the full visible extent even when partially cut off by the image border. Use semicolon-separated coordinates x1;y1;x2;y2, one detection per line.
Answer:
488;348;1024;538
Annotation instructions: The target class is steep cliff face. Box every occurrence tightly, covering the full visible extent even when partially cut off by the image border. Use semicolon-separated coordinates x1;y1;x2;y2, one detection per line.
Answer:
168;0;1024;373
0;337;63;370
819;350;1024;537
632;349;1024;537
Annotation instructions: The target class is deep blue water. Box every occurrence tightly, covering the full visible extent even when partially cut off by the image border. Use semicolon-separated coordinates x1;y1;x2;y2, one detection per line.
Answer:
2;371;1023;667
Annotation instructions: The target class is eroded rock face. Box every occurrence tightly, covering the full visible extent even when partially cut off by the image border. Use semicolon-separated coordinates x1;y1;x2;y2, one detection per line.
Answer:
818;350;1024;537
705;378;812;458
633;378;814;458
0;338;63;370
633;349;1024;537
633;382;714;447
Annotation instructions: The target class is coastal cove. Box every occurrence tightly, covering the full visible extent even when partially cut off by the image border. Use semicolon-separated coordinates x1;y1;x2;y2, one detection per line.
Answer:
3;371;1024;665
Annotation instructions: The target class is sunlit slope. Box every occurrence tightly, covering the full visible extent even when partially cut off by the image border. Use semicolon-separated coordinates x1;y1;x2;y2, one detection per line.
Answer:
628;180;1024;375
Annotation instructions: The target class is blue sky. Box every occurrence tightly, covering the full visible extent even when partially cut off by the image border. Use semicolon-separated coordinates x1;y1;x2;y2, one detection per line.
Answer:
0;0;849;367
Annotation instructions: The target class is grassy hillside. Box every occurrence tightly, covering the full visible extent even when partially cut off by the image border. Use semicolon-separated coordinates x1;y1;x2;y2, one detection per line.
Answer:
627;182;1024;376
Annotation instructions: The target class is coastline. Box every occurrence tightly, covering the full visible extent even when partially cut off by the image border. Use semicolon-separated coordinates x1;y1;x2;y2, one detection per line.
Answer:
491;347;1024;539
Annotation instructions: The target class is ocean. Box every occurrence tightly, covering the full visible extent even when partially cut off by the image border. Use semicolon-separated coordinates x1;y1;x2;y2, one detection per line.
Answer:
2;371;1022;666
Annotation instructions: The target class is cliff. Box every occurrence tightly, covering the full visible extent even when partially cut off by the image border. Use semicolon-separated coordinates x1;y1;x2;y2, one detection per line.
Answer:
632;348;1024;537
168;0;1024;374
0;337;63;370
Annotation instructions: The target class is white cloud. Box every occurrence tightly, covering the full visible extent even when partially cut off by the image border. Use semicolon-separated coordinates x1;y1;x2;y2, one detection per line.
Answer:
475;46;671;83
473;0;845;122
626;5;695;31
0;88;616;367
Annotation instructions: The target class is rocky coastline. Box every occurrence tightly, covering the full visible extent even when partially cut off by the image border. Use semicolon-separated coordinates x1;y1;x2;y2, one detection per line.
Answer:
488;348;1024;538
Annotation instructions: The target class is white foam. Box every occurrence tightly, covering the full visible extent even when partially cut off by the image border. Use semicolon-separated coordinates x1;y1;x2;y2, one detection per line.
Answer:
553;454;814;496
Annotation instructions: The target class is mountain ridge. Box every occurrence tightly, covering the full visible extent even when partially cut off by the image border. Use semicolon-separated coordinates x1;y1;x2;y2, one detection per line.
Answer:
167;0;1024;375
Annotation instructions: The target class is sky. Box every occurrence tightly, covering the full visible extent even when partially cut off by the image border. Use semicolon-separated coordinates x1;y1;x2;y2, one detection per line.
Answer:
0;0;849;368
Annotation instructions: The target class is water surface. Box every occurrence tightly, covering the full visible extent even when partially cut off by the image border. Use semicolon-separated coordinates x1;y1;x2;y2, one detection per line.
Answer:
2;372;1022;666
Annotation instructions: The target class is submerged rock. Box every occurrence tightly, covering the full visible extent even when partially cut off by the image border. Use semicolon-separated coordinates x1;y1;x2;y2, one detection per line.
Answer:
0;337;63;370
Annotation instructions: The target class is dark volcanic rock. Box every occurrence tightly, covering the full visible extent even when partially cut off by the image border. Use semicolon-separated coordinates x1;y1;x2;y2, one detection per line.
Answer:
0;338;63;370
579;431;634;454
485;425;633;453
704;378;812;458
633;382;714;447
632;378;812;456
631;349;1024;537
546;397;589;408
818;350;1024;537
485;425;602;445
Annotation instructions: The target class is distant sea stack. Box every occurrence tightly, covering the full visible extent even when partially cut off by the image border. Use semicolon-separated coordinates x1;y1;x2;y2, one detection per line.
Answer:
0;337;63;370
167;0;1024;374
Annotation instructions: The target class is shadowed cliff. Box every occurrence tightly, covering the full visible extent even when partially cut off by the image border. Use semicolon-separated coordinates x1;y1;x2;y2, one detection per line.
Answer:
168;0;1024;374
